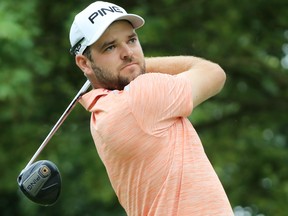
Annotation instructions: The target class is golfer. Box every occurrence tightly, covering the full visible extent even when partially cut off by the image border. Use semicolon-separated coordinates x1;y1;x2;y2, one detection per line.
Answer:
69;1;233;215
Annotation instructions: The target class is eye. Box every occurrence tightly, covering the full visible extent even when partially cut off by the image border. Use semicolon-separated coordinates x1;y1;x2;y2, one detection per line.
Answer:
104;45;115;52
128;37;137;44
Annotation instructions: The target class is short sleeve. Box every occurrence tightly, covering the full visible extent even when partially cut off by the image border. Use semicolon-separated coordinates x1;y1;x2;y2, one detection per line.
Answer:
125;73;193;136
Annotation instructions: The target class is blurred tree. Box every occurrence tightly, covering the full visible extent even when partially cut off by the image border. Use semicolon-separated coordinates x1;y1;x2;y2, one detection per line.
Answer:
0;0;287;215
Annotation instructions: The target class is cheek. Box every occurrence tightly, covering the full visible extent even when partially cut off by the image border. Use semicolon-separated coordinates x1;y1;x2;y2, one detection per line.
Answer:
135;42;144;54
133;45;144;60
94;54;117;70
135;47;145;63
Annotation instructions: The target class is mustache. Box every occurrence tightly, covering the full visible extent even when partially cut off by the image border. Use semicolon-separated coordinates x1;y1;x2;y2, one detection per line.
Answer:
124;56;133;63
120;56;135;69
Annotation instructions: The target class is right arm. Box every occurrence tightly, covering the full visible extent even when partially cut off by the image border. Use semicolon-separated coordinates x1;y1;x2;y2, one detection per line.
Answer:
145;56;226;108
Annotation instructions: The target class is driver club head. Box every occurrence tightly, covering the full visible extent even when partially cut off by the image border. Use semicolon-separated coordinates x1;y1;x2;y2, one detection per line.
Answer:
17;160;62;206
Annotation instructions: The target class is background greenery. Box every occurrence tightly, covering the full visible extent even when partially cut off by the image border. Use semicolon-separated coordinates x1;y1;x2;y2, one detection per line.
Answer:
0;0;287;215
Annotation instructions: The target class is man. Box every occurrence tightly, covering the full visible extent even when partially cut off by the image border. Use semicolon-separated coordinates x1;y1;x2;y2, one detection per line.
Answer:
69;1;233;215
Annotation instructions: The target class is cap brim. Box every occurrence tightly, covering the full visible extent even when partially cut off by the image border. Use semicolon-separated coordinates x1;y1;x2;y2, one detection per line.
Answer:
87;14;145;47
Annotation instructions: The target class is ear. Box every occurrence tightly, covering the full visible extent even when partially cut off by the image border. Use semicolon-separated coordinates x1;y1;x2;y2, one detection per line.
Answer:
75;55;92;76
75;55;100;89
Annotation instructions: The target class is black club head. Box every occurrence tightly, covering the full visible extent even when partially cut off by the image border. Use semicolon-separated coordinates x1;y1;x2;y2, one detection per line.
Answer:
17;160;62;206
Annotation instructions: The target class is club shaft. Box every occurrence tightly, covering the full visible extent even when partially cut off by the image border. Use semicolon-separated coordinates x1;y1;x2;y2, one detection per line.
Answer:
25;80;91;169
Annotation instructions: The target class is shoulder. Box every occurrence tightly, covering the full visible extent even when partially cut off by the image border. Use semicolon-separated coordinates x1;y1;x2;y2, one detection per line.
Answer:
79;88;110;111
127;73;185;89
125;72;190;95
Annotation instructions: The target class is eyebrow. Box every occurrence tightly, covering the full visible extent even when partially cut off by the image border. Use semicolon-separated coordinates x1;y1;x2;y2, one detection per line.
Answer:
100;40;116;51
99;32;138;50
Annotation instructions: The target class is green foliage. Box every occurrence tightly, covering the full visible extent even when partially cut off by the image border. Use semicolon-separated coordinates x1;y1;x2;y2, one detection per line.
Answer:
0;0;287;215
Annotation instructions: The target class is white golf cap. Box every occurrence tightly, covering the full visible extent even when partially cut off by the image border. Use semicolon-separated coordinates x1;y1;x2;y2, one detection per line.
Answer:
69;1;145;55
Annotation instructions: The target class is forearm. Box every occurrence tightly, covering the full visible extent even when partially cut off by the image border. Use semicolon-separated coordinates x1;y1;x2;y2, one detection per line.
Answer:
145;56;206;75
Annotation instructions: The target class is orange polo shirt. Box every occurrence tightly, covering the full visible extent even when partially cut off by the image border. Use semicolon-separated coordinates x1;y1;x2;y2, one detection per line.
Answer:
79;73;233;216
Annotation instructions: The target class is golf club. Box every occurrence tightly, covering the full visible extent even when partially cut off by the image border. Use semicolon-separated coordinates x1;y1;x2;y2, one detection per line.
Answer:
17;160;62;206
17;79;91;206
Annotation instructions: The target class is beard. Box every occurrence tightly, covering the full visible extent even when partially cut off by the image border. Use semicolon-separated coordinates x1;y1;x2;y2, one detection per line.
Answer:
90;59;146;90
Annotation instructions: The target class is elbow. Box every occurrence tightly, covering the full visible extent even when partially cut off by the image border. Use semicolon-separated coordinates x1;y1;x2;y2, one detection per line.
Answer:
213;63;226;94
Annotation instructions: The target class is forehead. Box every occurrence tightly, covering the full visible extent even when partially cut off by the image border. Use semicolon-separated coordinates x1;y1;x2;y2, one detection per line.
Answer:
93;21;135;47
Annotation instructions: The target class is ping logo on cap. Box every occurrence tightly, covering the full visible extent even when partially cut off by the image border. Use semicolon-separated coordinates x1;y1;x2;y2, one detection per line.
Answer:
88;6;124;24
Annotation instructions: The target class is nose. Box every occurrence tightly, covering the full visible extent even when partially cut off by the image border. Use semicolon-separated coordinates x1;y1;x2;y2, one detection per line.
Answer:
120;44;133;61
